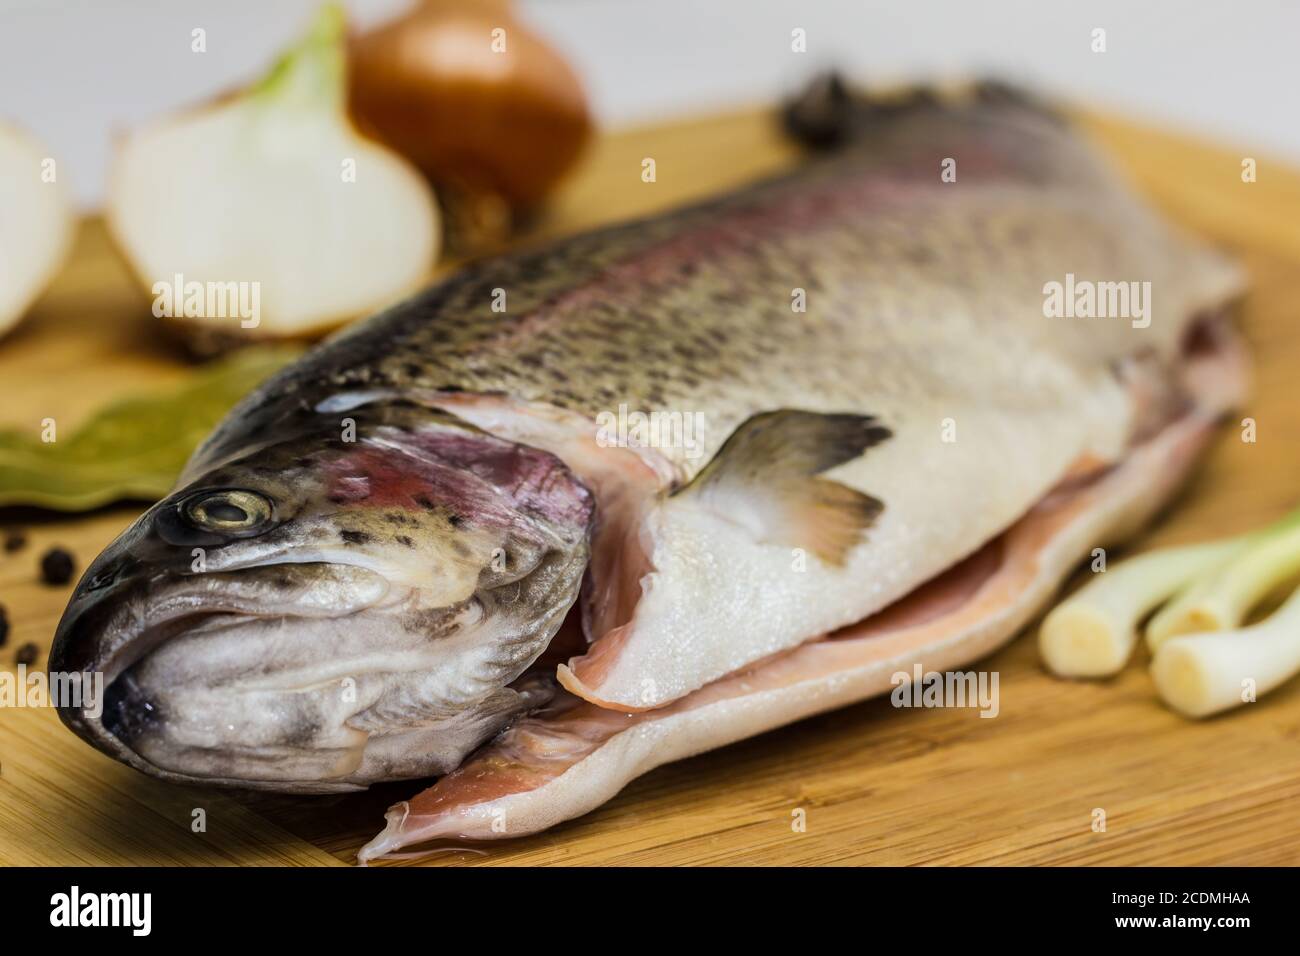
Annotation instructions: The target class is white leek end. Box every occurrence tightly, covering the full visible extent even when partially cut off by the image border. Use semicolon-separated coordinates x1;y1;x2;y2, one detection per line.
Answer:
1147;509;1300;651
1039;539;1241;677
1151;586;1300;717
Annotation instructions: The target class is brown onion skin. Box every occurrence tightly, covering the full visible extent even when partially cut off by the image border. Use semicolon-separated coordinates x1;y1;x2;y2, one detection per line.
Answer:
348;0;592;211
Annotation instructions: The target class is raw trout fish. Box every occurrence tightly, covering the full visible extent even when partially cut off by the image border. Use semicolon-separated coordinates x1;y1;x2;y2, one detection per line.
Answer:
52;80;1248;862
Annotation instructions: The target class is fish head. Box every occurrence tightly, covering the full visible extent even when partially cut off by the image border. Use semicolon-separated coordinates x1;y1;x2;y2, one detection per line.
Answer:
51;400;594;791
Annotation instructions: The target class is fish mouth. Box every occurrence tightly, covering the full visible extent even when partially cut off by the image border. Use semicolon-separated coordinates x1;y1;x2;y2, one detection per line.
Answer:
51;561;394;793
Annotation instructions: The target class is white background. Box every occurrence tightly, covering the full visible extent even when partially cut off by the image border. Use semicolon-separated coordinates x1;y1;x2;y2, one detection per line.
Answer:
2;0;1296;208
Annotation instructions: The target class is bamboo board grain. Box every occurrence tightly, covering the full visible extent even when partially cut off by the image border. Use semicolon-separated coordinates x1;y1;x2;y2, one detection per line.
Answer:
2;107;1300;867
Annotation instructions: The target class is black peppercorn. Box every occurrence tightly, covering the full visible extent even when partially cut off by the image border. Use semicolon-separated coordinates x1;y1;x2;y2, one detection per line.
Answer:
40;547;76;586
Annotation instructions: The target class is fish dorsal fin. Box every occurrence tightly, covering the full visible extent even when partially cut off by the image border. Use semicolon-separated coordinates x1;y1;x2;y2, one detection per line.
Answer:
673;410;891;566
782;72;1063;151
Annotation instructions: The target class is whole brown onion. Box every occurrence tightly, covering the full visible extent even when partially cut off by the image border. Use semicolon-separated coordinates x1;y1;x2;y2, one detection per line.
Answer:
348;0;592;213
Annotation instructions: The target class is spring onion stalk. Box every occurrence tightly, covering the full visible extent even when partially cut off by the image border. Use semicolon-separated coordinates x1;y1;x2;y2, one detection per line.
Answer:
1151;585;1300;717
1039;539;1243;678
1146;507;1300;651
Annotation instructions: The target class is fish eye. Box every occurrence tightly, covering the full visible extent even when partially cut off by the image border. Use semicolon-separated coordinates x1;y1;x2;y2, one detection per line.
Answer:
182;489;275;535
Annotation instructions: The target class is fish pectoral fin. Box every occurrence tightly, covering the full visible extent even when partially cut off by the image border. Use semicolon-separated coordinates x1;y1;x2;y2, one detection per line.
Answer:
673;410;890;566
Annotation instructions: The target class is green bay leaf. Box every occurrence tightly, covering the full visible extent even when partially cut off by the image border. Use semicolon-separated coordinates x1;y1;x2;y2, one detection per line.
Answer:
0;346;301;511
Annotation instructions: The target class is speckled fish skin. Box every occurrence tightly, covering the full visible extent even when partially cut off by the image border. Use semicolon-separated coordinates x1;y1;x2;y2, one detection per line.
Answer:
205;85;1232;458
53;83;1244;789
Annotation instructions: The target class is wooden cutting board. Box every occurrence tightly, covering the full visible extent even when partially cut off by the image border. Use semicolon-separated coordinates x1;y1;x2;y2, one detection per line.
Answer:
3;108;1299;867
